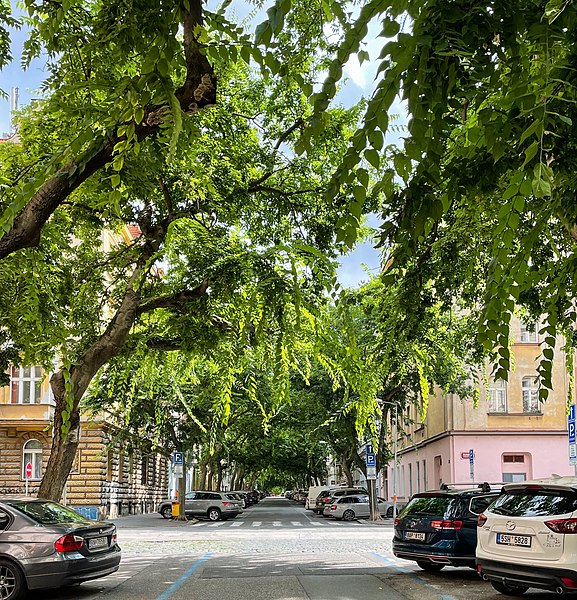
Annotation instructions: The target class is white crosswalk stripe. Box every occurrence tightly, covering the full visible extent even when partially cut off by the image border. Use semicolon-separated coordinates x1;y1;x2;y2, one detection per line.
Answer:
272;521;282;527
252;521;262;527
290;521;303;527
230;521;243;527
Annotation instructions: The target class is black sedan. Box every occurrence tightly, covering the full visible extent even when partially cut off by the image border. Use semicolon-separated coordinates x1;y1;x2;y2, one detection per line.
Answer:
0;497;121;599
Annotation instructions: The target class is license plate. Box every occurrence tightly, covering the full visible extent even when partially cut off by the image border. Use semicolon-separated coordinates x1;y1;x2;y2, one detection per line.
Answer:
405;531;426;541
89;536;108;550
496;533;531;547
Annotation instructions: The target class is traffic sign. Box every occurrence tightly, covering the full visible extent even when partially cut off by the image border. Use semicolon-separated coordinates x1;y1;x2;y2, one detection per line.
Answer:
366;453;376;467
365;444;373;454
174;464;183;477
469;449;474;464
172;451;183;465
569;405;576;445
25;462;32;479
366;465;377;480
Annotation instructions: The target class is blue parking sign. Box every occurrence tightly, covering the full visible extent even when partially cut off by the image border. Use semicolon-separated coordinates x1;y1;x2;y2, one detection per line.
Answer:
172;451;183;465
569;405;576;444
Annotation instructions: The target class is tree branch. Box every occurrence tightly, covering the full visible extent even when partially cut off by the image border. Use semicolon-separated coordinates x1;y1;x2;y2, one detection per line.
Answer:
137;280;209;314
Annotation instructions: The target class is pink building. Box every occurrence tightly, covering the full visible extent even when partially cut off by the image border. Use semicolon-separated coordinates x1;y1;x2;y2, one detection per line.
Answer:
385;318;574;502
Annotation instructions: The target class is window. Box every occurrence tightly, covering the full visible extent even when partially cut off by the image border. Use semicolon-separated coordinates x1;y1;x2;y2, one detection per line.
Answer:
503;455;525;463
520;323;538;343
416;462;420;493
488;379;507;413
11;366;43;404
408;463;413;497
106;450;114;482
502;473;527;483
469;495;498;515
522;377;540;413
22;439;42;480
141;455;148;485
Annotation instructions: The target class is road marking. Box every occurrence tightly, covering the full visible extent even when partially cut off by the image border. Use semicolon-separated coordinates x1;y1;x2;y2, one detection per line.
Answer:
154;553;211;600
273;521;282;527
291;521;303;527
252;521;262;527
230;521;243;527
207;521;225;527
371;552;456;600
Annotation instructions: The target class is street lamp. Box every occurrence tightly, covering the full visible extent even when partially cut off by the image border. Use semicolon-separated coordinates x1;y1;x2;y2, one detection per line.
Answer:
377;399;399;519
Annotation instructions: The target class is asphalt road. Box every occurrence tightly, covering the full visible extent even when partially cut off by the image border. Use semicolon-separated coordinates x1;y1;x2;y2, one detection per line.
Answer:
26;497;558;600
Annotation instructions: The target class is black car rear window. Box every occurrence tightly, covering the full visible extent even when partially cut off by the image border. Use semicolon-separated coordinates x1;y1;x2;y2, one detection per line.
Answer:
5;501;88;524
491;490;577;517
400;495;460;519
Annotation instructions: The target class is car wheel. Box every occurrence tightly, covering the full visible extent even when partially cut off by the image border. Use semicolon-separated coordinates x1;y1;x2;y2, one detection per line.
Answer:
386;506;394;518
207;508;222;521
342;509;356;522
416;561;445;573
0;559;25;600
490;581;529;596
161;506;173;519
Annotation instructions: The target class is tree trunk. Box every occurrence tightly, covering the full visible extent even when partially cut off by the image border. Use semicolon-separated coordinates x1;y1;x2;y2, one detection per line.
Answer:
0;0;216;262
341;455;354;487
178;456;187;521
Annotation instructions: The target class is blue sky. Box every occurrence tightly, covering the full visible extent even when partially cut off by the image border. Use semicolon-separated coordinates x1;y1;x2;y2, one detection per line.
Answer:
0;8;389;288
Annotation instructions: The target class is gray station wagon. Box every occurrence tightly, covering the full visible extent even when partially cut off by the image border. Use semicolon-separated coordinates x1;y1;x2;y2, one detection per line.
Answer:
158;490;242;521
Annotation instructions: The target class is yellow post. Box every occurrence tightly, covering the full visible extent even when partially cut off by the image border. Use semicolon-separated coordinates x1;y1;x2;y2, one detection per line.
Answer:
171;501;179;517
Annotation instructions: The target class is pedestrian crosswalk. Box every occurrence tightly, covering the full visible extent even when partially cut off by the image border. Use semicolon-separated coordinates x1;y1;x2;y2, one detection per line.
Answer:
193;518;362;528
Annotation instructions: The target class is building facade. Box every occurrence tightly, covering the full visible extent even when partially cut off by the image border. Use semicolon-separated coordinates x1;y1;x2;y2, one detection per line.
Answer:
0;365;169;518
383;318;575;504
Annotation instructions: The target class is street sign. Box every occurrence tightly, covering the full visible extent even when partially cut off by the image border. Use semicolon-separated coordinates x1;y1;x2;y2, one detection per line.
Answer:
570;443;577;462
174;464;183;477
366;465;377;480
366;453;376;467
365;444;373;454
569;405;576;445
469;449;474;464
172;451;183;465
25;462;32;479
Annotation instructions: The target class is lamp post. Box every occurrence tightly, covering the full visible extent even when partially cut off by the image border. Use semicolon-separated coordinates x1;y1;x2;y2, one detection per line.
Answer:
392;402;398;519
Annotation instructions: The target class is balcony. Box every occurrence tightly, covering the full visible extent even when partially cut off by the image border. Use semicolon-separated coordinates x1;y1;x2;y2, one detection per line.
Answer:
0;402;55;428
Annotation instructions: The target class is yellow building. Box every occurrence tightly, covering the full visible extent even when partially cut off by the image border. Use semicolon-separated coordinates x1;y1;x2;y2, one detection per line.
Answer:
385;318;574;503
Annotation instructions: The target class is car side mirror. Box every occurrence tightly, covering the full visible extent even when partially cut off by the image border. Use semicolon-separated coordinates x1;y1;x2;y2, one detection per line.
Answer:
0;511;9;529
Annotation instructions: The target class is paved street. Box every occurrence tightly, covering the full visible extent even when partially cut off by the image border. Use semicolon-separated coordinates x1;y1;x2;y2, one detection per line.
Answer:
27;498;555;600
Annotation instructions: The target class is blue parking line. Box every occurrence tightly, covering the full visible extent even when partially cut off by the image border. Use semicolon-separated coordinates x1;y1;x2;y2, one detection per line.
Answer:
371;552;455;600
154;552;212;600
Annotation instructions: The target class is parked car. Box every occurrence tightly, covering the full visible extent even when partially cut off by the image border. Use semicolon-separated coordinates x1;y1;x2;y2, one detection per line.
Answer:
393;483;500;572
158;491;242;521
0;497;121;600
314;487;368;515
229;491;249;508
477;477;577;596
306;486;331;510
323;494;393;521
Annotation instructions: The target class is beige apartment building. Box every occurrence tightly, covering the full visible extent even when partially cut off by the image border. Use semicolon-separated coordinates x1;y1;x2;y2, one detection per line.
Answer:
383;317;574;503
0;366;169;518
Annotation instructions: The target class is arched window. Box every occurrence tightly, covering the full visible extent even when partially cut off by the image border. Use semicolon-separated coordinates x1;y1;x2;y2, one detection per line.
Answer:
22;439;43;480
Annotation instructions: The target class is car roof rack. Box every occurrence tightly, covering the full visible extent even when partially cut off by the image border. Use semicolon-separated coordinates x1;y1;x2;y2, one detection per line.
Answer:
439;482;504;492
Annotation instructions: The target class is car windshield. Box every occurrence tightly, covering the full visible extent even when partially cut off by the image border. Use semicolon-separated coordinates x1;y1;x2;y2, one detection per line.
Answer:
400;495;460;519
5;501;89;524
490;490;577;517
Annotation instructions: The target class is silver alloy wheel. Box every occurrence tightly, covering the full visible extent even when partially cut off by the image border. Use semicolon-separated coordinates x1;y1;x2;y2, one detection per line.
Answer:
0;564;17;600
161;505;173;519
208;508;221;521
342;509;356;521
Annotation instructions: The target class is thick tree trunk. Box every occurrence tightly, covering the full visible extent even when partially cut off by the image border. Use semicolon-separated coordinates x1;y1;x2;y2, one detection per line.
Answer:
0;0;215;262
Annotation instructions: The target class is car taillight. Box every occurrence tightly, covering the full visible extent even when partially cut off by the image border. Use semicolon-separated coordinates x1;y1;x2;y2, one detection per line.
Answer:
55;534;84;552
112;533;117;544
545;519;577;534
394;518;399;526
477;513;488;527
222;501;231;507
323;498;331;503
561;578;577;589
330;505;337;511
431;520;463;530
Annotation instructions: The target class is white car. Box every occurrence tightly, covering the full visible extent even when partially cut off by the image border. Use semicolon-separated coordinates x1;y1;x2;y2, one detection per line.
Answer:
323;494;392;521
476;477;577;596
